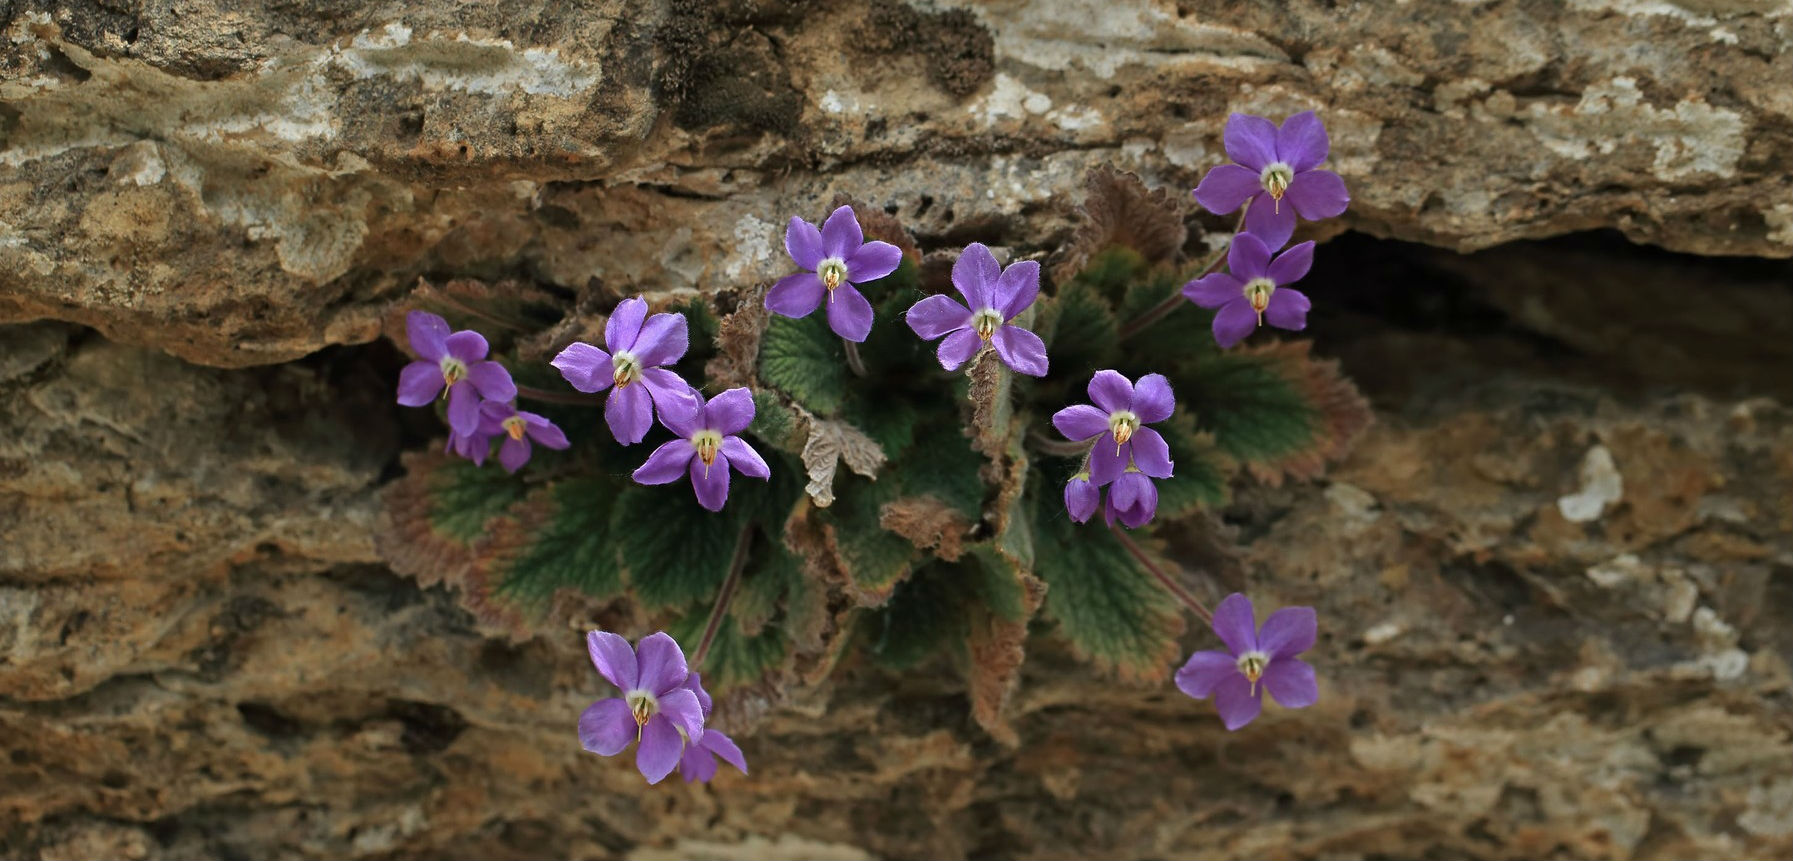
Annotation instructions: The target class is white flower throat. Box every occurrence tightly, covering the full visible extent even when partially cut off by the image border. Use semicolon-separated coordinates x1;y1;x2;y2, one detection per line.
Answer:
611;351;641;388
818;258;849;298
1259;162;1293;213
1108;410;1140;452
1236;650;1269;696
438;355;467;390
971;308;1003;341
692;429;723;475
1243;277;1276;324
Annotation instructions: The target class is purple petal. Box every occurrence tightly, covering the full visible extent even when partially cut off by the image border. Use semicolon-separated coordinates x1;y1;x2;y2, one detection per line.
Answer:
1183;272;1243;309
1256;606;1317;658
1287;169;1349;221
605;383;654;445
406;311;450;361
1129;427;1174;479
635;632;689;695
448;429;489;466
951;243;1000;310
480;400;514;422
934;328;982;372
1267;241;1315;286
498;436;531;473
606;297;647;353
1110;469;1144;510
1129;373;1174;423
1111;474;1157;528
466;361;516;402
632;313;690;368
1228;231;1273;281
1275;111;1330;172
847;240;903;283
552;342;614;393
649;379;702;437
820;204;863;259
636;714;683;784
447;383;481;435
705;387;756;436
1064;478;1100;523
577;698;636;756
1087;436;1125;486
396;361;444;406
1212;673;1263;731
1175;650;1238;699
785;215;825;270
634;439;696;485
685;671;713;718
656;688;706;745
992;325;1048;377
1211;299;1258;349
521;413;570;449
825;283;875;343
1223;113;1279;171
690;454;730;512
1210;593;1258;655
721;436;770;479
1261;657;1318;709
702;730;747;774
1051;404;1109;441
905;295;972;340
1193;163;1262;216
1086;370;1134;414
994;260;1041;320
445;330;489;362
587;630;639;690
1265;289;1311;332
767;272;825;319
1243;198;1296;251
680;745;719;784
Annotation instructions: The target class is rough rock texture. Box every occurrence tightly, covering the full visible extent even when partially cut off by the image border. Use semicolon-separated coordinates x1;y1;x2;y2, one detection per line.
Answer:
3;1;1791;366
3;1;1792;859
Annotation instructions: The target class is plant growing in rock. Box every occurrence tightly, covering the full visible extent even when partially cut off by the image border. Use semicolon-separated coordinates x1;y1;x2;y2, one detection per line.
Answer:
380;111;1370;782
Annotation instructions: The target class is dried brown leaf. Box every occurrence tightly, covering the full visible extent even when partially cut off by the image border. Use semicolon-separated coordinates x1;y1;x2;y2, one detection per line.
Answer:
1052;167;1188;283
800;413;887;507
705;285;770;389
831;193;921;265
878;495;975;561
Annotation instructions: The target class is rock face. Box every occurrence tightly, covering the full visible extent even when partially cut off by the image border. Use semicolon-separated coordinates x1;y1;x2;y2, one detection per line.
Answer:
2;1;1791;859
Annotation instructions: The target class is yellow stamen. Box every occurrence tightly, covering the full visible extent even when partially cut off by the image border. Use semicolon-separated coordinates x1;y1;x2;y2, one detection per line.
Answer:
612;353;640;388
503;416;527;441
1108;411;1140;454
819;259;848;293
972;308;1003;342
1237;652;1268;697
693;430;722;478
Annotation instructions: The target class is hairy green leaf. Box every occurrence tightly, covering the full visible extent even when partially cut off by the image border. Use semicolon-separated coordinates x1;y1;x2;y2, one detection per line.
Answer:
1153;413;1231;518
866;563;964;670
1031;491;1184;681
428;458;529;542
492;478;624;601
614;485;747;610
760;313;849;415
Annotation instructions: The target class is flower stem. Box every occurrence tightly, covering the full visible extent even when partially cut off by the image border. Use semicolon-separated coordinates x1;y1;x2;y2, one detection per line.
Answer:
423;290;531;333
692;525;754;668
842;339;868;378
1108;522;1213;624
1028;431;1093;458
515;384;594;405
1116;212;1247;341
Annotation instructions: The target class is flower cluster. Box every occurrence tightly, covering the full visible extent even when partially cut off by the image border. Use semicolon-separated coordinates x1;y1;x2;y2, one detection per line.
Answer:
396;311;569;472
1187;111;1349;349
1054;371;1175;528
579;631;747;784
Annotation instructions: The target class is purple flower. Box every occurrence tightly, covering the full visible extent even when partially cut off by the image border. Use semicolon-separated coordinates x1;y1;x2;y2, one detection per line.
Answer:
676;672;748;784
396;311;518;436
445;422;497;466
1064;473;1099;523
631;387;771;512
904;243;1048;377
579;631;708;784
1182;234;1315;349
1103;469;1159;529
1175;594;1318;730
550;297;695;446
1193;111;1349;249
478;401;571;473
766;205;902;343
1051;370;1175;486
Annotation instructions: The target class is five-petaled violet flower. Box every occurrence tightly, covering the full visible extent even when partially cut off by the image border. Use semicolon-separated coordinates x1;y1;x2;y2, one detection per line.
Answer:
478;401;571;473
1063;473;1099;524
767;205;903;343
1193;111;1349;250
905;242;1048;377
551;297;695;446
677;672;748;784
1175;593;1318;730
1104;469;1159;529
445;423;496;467
632;387;770;512
579;631;708;784
1183;233;1315;349
1051;370;1175;487
396;311;518;436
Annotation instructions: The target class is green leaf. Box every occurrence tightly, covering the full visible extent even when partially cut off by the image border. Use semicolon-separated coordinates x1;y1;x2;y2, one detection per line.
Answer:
893;425;986;518
1177;349;1319;467
1030;491;1184;681
866;563;965;670
759;313;849;415
843;392;920;460
669;296;722;382
1038;276;1121;378
428;458;529;542
613;485;747;610
1154;413;1231;518
748;390;804;454
667;612;790;693
492;478;625;601
820;478;915;603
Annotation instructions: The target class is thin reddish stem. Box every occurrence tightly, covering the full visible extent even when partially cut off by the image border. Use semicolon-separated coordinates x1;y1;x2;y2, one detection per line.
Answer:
515;384;595;405
1117;211;1248;341
692;526;753;668
1109;521;1213;624
843;339;868;377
